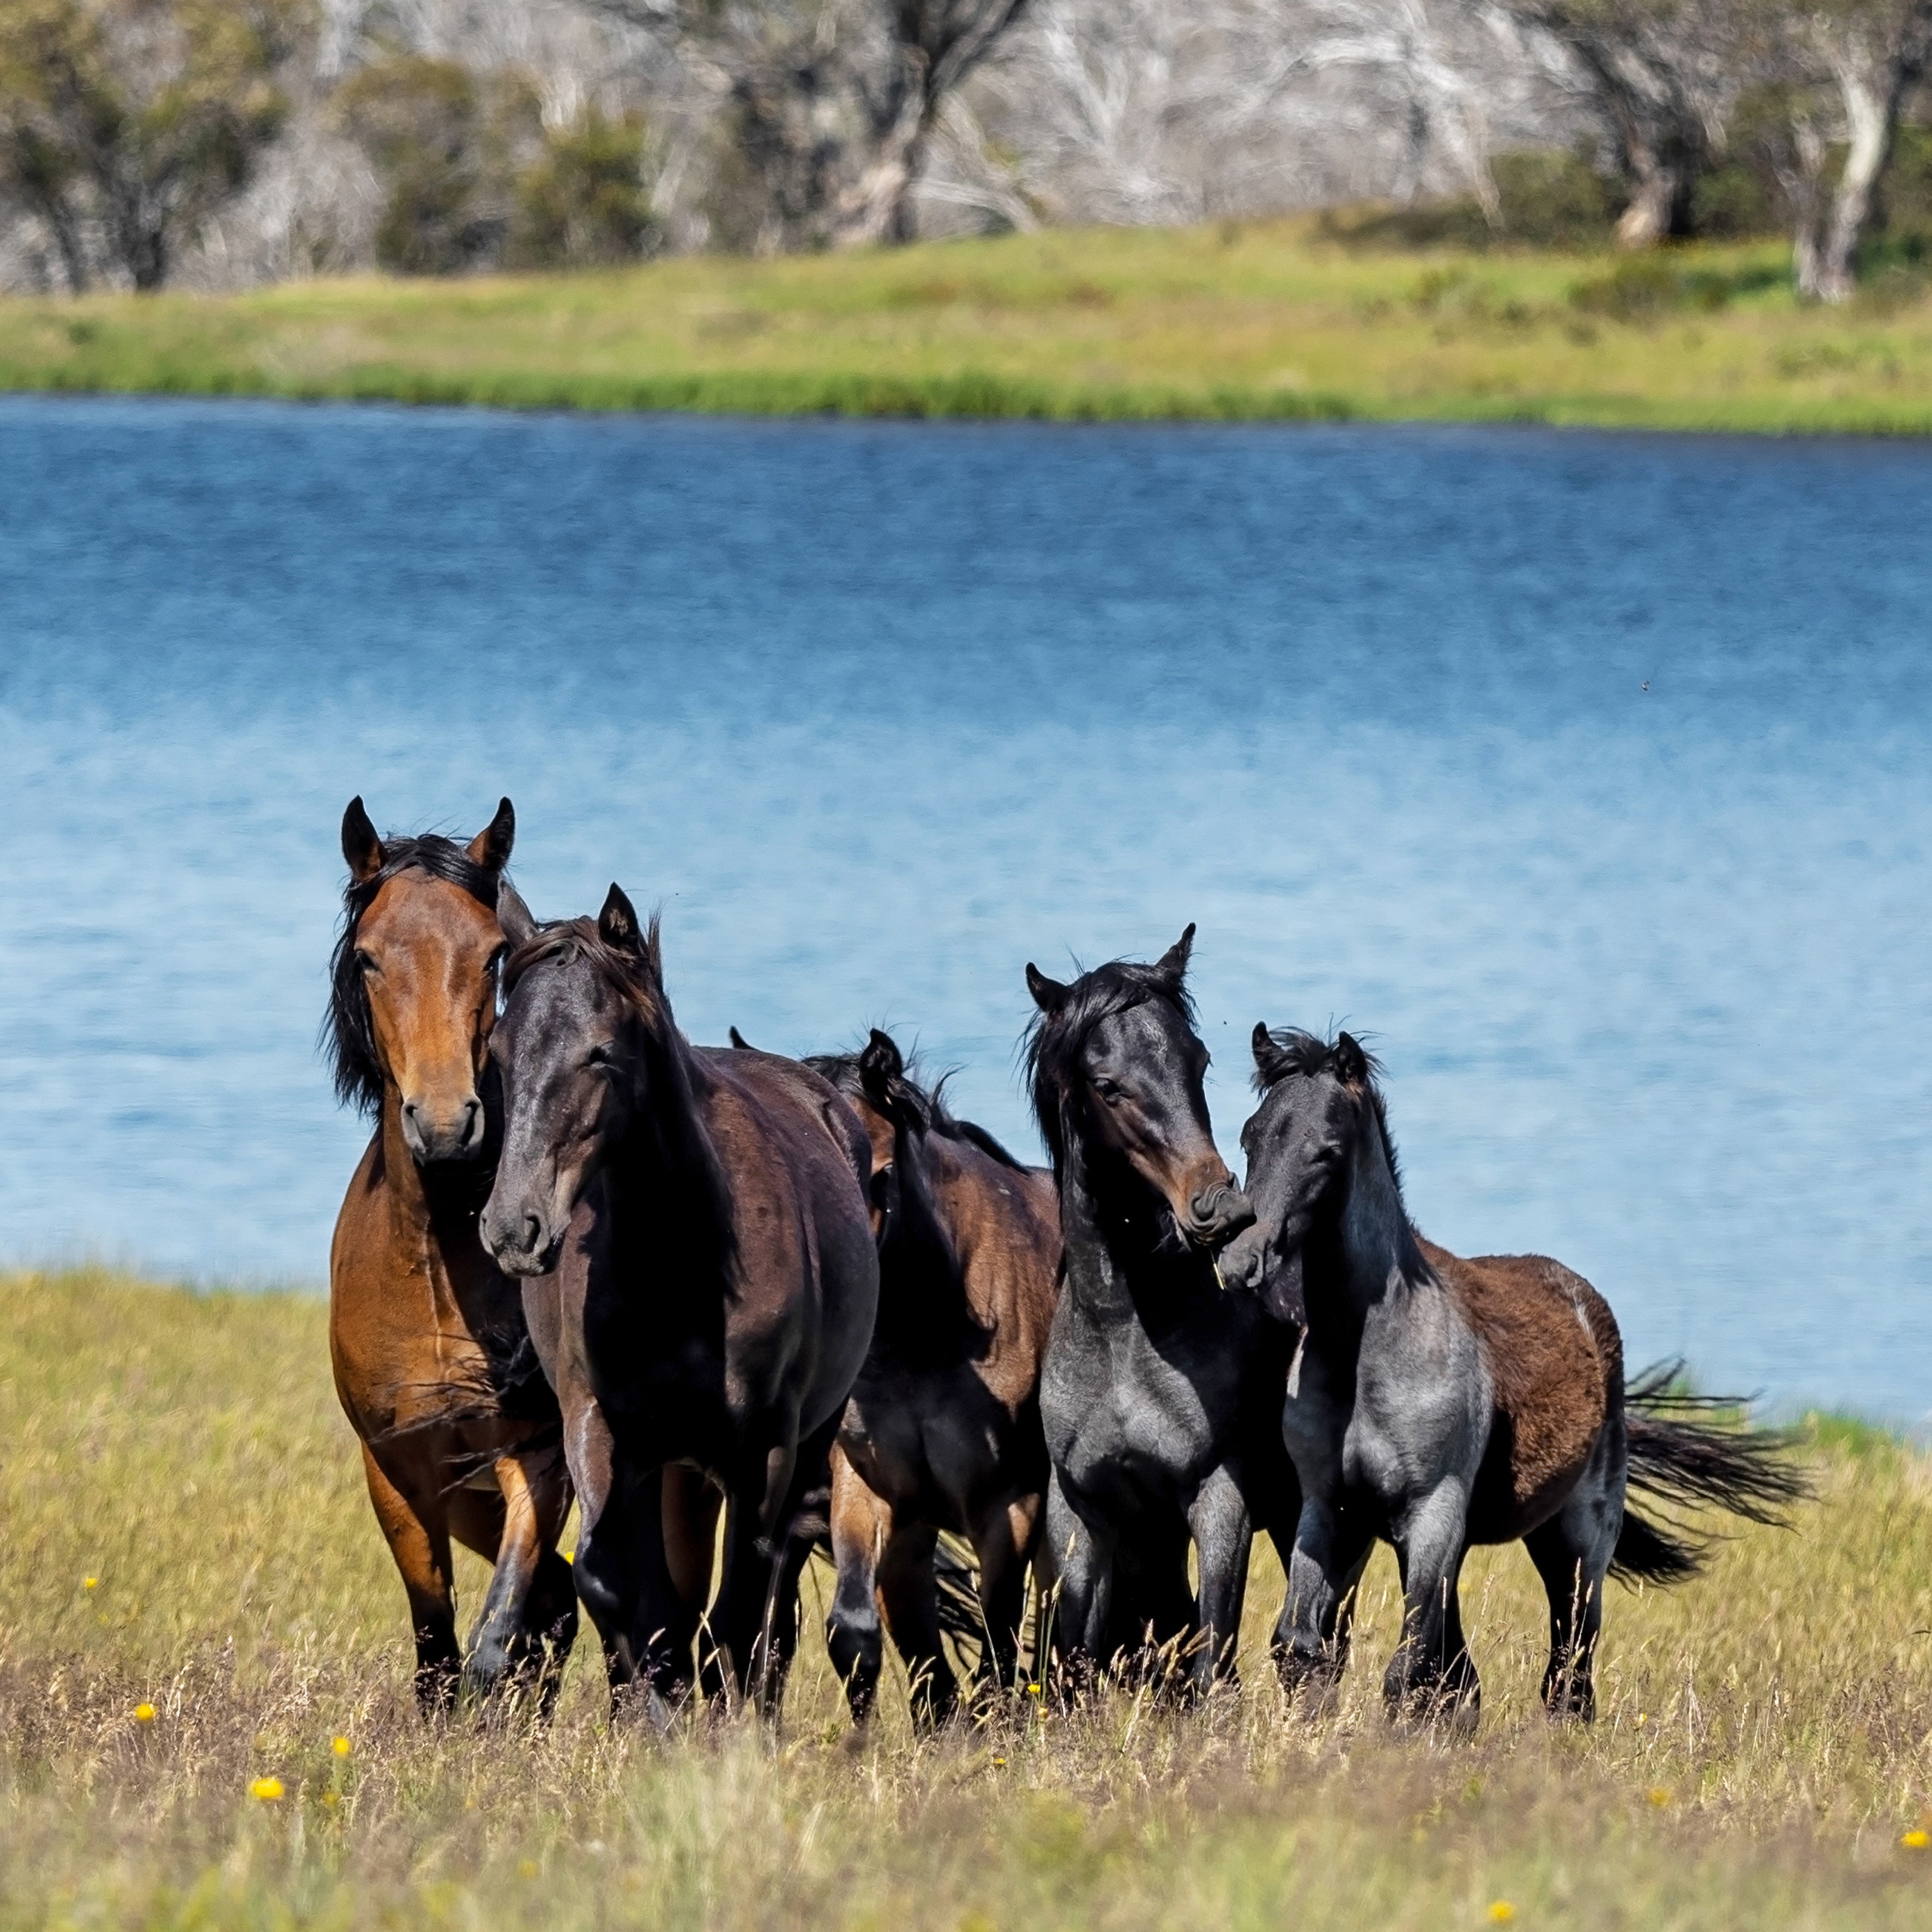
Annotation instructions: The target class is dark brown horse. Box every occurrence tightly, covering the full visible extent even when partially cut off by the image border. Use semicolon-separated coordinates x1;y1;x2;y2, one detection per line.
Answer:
803;1031;1061;1724
1220;1026;1805;1725
326;798;577;1712
479;888;879;1716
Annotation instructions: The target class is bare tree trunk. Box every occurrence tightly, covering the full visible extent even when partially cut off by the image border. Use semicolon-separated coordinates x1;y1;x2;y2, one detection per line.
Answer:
1811;45;1900;300
830;48;928;244
1778;106;1828;298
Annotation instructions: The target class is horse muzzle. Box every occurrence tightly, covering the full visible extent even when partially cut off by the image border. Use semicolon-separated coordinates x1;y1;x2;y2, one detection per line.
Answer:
400;1092;486;1166
1186;1182;1256;1250
479;1201;563;1277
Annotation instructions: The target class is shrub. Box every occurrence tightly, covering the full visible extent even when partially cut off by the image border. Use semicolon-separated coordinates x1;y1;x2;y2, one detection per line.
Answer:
508;110;656;269
334;56;540;276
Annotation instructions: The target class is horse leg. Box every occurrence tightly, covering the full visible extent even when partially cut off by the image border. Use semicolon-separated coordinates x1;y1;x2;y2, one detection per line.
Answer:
1525;1440;1624;1723
825;1446;890;1723
1038;1467;1114;1697
877;1519;955;1726
1186;1462;1253;1700
360;1445;460;1716
1272;1499;1374;1700
453;1450;578;1712
967;1490;1040;1701
1384;1480;1479;1725
664;1465;721;1626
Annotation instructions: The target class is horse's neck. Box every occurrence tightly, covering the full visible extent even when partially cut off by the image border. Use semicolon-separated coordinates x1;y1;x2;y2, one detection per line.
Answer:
874;1129;976;1358
609;1021;735;1284
1056;1117;1198;1326
1325;1121;1429;1327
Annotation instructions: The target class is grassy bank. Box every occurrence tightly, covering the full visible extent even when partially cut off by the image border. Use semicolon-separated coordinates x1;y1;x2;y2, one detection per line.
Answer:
3;221;1932;432
1;1265;1929;1928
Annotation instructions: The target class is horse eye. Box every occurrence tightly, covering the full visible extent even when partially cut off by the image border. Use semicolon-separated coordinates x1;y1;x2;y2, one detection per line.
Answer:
586;1045;612;1068
355;949;378;974
1092;1077;1122;1103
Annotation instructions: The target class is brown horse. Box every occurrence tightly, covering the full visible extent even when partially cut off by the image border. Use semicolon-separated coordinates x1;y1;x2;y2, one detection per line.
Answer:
1219;1026;1805;1724
479;888;880;1717
326;798;577;1713
802;1031;1061;1724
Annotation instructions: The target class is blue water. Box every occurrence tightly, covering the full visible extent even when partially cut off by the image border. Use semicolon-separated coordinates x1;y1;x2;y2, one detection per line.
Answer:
2;395;1929;1420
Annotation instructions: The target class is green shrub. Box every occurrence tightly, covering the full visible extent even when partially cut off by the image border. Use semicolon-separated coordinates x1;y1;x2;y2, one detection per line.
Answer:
1324;147;1616;252
508;110;657;269
334;56;541;275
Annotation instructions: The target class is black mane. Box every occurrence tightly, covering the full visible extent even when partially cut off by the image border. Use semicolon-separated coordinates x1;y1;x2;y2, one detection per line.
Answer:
1254;1027;1403;1198
323;834;503;1120
808;1049;1030;1171
1024;959;1197;1176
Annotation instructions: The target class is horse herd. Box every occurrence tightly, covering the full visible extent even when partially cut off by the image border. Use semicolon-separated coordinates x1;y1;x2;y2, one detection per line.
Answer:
327;797;1802;1734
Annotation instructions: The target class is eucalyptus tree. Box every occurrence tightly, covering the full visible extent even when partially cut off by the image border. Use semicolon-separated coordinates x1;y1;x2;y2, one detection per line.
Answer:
0;0;302;289
1777;0;1932;297
575;0;1031;248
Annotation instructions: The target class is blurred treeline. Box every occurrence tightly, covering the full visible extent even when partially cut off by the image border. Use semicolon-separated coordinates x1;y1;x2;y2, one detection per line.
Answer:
1;0;1928;300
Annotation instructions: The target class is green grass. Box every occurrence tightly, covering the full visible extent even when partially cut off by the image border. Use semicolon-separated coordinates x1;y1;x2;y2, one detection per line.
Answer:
3;1263;1932;1928
3;219;1932;431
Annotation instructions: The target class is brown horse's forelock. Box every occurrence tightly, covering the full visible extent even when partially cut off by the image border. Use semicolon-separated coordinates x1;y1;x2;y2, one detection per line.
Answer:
324;834;503;1121
1252;1027;1403;1201
1023;959;1197;1178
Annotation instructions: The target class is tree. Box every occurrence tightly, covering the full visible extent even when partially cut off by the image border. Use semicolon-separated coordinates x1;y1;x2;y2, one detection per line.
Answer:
1777;0;1932;296
0;0;298;290
1492;0;1762;242
579;0;1030;249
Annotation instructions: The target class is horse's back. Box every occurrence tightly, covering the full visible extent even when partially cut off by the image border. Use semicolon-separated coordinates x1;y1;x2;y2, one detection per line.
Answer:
1421;1238;1622;1540
934;1139;1062;1408
693;1045;880;1431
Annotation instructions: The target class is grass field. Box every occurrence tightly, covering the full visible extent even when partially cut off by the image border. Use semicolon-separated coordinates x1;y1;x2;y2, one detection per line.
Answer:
2;1265;1930;1929
3;220;1932;433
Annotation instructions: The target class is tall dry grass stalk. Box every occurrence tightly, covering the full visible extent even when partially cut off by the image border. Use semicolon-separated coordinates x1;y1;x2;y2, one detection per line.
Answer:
1;1265;1928;1928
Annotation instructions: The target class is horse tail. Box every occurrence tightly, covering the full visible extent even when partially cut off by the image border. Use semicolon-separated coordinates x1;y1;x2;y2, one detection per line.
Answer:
1611;1359;1809;1585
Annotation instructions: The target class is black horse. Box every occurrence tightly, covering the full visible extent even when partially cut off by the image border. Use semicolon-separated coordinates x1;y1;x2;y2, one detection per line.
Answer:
479;887;880;1716
1220;1025;1806;1725
1024;926;1297;1696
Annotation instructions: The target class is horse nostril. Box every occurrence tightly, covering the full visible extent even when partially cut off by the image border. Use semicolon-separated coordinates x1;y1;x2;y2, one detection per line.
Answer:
521;1213;543;1255
460;1098;483;1146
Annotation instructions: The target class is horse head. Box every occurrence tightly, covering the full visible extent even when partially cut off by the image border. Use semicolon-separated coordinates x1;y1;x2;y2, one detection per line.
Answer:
1220;1024;1384;1325
1024;924;1252;1251
327;796;522;1166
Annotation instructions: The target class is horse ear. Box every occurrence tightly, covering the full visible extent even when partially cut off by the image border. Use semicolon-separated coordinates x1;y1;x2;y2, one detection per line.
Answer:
1251;1021;1287;1087
1334;1032;1368;1085
496;877;536;947
1026;963;1069;1013
1154;922;1196;988
341;797;384;884
859;1028;904;1105
466;797;515;872
598;883;642;954
729;1025;753;1050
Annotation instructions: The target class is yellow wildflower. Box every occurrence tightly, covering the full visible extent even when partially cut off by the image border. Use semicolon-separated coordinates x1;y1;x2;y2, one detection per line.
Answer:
133;1703;155;1724
1488;1905;1516;1924
250;1777;285;1803
321;1792;340;1808
332;1735;352;1757
1903;1829;1929;1850
1646;1786;1672;1808
82;1576;98;1591
519;1861;540;1880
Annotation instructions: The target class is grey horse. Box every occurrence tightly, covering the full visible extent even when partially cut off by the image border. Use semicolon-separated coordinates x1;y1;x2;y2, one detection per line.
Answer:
1220;1024;1805;1724
1024;928;1298;1697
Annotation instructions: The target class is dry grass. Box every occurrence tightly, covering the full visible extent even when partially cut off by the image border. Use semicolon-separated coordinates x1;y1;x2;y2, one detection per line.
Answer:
2;220;1931;431
2;1264;1930;1929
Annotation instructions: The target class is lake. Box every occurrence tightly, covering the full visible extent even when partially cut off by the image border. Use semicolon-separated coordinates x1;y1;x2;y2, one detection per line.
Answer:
2;395;1928;1420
